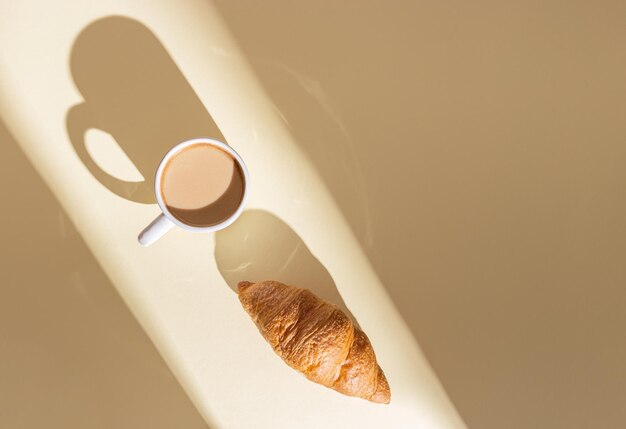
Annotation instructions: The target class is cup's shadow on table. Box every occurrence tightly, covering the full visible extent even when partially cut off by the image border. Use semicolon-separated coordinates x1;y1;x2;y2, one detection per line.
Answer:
66;15;224;204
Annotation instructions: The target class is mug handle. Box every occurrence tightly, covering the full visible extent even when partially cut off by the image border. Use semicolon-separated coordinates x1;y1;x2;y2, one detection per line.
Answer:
138;213;175;246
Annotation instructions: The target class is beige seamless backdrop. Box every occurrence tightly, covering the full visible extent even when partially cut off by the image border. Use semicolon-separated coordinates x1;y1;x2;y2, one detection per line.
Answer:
213;1;626;428
1;1;625;428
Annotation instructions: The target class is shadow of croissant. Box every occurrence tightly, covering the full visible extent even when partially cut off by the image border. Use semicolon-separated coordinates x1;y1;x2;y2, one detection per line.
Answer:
214;209;357;324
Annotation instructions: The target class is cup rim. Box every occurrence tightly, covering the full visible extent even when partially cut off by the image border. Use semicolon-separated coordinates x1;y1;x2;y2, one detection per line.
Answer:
154;137;250;233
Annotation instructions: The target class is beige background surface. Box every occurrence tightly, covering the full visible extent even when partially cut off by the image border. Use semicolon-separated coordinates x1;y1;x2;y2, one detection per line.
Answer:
1;1;625;428
0;122;209;429
213;2;626;428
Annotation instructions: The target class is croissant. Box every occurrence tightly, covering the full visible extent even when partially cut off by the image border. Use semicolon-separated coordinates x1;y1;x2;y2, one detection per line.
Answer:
237;280;390;404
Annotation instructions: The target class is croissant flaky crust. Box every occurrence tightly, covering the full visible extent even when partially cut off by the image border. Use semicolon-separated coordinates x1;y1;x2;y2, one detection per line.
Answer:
238;280;391;404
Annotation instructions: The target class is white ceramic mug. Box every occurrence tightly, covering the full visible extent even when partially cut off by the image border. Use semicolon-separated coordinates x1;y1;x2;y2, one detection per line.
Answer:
138;138;249;246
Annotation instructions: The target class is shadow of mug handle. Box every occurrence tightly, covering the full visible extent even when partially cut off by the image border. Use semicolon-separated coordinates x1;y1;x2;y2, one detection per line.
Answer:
66;102;153;204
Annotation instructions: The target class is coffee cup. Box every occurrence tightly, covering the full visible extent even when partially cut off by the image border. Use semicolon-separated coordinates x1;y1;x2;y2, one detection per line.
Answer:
138;138;249;246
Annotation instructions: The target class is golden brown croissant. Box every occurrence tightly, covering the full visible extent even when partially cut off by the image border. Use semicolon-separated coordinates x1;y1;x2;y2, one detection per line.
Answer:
238;280;390;404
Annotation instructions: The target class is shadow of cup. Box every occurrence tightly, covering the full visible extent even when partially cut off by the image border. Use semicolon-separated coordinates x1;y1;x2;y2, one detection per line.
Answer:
214;209;356;324
66;16;224;203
